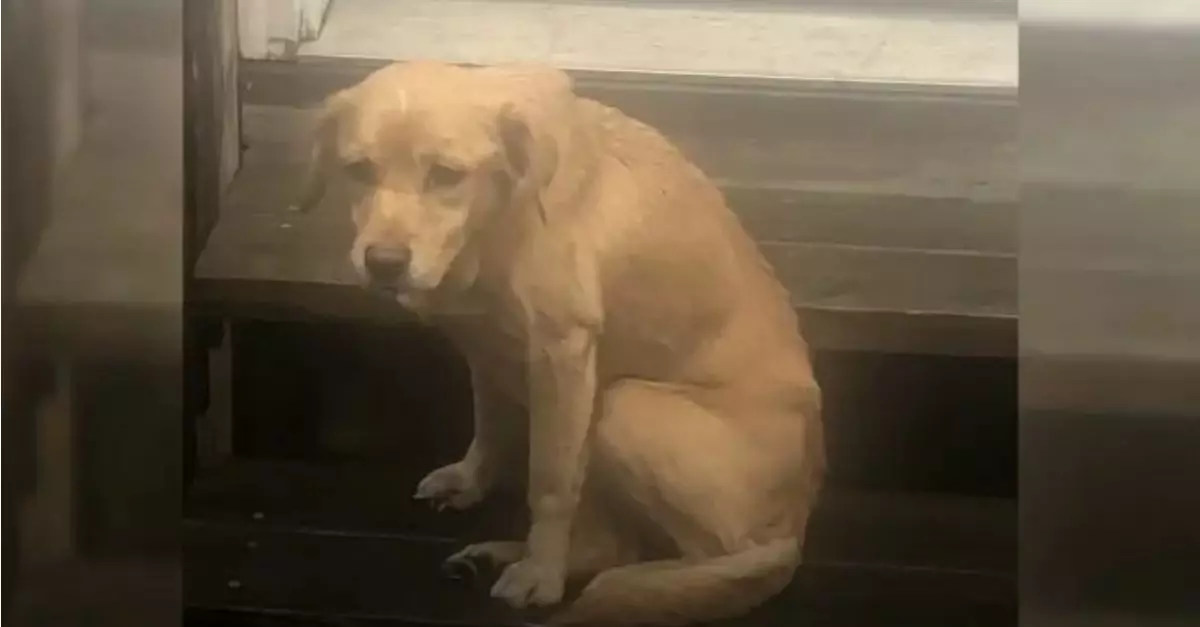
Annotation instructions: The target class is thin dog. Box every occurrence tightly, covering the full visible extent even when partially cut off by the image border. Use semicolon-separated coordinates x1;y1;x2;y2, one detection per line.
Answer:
294;61;825;626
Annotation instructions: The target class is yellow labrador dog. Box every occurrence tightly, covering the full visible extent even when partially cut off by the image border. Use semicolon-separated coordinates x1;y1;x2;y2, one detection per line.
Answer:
295;61;824;626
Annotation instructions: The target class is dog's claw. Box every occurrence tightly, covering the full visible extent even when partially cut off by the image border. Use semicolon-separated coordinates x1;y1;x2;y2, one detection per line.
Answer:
442;541;525;587
413;461;487;511
442;556;478;581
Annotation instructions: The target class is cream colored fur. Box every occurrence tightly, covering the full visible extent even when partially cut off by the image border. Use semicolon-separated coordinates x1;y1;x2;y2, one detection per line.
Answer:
296;60;825;626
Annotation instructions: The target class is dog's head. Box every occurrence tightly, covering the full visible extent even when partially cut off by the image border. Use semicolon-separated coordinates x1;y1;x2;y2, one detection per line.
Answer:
295;61;580;303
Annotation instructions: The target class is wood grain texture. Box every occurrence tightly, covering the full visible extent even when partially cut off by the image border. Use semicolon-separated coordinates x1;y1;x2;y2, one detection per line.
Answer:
240;76;1017;202
195;137;1015;354
184;460;1014;626
194;178;1015;317
201;66;1017;355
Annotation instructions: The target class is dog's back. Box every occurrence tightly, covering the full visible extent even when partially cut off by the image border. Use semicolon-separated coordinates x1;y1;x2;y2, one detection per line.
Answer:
567;98;816;403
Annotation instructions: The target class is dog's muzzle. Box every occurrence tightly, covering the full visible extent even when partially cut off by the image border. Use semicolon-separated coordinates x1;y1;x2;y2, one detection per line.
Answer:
362;245;411;291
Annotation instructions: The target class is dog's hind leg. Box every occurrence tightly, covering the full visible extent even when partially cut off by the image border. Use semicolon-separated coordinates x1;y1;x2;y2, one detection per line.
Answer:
596;380;812;555
548;379;817;626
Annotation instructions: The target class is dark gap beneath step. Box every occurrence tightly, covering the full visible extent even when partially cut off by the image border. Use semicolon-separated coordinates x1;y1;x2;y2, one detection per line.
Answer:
223;319;1016;498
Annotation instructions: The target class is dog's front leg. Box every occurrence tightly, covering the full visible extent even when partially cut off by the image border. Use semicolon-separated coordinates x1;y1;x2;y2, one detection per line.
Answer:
491;325;596;609
415;363;515;511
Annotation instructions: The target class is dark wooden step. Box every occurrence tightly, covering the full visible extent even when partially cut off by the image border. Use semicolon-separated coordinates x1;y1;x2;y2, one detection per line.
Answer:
184;460;1015;627
192;163;1014;336
196;60;1016;356
194;138;1014;356
241;59;1017;213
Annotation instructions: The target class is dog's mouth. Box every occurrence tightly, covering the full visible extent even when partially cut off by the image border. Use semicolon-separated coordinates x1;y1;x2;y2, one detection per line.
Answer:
365;279;399;296
364;279;429;311
365;280;406;303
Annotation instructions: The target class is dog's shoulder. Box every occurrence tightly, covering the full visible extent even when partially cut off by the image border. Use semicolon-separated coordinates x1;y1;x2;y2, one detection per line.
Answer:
575;97;727;216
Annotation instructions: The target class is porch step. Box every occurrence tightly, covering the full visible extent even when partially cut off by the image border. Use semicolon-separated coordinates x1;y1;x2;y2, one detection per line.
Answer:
197;60;1016;356
183;460;1015;627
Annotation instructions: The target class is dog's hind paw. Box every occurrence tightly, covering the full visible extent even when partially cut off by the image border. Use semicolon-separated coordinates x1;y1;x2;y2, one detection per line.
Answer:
492;557;566;609
413;461;486;511
442;541;525;582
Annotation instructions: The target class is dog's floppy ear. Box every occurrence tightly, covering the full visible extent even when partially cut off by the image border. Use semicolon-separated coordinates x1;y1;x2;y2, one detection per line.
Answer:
492;66;580;222
290;89;351;213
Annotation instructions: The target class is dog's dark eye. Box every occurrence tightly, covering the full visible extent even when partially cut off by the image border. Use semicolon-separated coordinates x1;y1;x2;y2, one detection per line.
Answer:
345;158;376;184
425;163;467;191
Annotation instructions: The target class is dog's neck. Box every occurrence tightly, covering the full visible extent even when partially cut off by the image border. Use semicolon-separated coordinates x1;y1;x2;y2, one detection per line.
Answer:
423;108;602;322
537;102;601;225
415;235;512;321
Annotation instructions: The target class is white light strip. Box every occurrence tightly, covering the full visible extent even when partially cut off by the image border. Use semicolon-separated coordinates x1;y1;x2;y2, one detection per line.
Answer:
300;0;1017;87
1022;0;1200;28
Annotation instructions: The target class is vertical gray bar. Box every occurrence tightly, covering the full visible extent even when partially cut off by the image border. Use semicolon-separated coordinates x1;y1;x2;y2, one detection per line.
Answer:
5;0;184;624
1021;3;1200;626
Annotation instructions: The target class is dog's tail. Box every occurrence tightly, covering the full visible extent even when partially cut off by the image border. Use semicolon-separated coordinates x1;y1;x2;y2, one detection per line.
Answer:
548;537;800;627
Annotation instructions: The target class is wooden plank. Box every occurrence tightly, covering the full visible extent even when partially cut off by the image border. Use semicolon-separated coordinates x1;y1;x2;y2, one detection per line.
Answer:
183;523;1012;626
239;60;1016;210
186;460;1014;575
802;308;1014;357
184;460;1013;626
730;186;1014;254
243;103;1016;253
194;185;1014;317
209;67;1016;355
240;71;1017;201
185;461;526;545
766;243;1013;316
189;278;1016;356
193;152;1015;354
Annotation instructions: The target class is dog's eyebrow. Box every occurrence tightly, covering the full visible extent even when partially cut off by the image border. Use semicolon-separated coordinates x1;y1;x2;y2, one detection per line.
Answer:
429;140;496;171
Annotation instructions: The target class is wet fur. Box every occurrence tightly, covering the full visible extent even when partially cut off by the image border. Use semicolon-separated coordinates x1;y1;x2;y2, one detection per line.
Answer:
298;61;825;626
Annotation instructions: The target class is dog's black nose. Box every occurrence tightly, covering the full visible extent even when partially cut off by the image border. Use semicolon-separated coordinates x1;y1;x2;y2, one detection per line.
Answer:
363;246;410;285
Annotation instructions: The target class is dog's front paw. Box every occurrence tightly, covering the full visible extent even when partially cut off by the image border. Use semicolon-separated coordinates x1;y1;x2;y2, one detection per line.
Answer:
490;558;565;609
413;461;487;511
